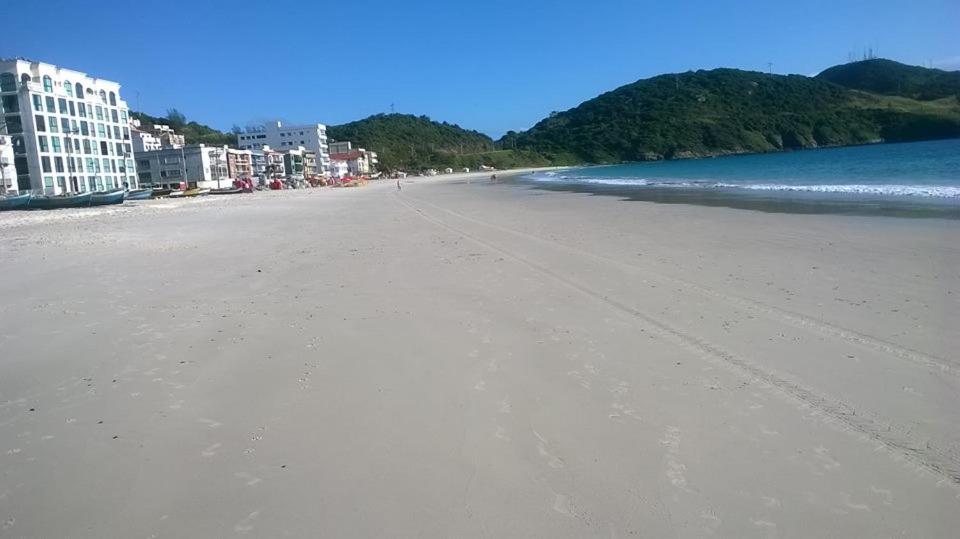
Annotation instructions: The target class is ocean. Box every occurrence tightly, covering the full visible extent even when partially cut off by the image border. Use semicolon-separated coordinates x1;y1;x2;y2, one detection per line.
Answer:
520;139;960;217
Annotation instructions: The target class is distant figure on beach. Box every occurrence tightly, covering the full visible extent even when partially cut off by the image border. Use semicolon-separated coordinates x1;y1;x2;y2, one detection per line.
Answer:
396;179;402;191
491;174;497;182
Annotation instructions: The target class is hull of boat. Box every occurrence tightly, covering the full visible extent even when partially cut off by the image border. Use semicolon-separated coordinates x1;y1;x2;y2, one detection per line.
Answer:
183;188;211;197
209;188;242;195
28;192;93;210
0;193;31;211
125;189;153;200
151;188;173;198
167;190;186;198
90;189;126;206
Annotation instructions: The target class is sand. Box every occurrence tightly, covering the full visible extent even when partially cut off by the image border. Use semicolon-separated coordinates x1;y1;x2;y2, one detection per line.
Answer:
1;172;958;537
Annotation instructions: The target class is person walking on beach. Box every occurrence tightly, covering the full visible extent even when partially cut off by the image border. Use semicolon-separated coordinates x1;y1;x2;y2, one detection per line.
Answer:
396;179;402;191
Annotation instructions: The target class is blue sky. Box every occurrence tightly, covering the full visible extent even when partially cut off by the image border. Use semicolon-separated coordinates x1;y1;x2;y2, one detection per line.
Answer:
2;0;957;138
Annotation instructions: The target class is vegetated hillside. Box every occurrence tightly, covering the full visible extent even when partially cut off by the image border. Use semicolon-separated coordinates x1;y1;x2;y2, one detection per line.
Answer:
327;113;513;172
817;59;960;101
131;109;236;147
506;66;960;163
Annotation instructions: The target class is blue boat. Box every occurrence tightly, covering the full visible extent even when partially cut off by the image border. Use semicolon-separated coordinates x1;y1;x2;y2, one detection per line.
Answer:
90;189;126;206
0;192;31;211
125;188;153;200
28;192;93;210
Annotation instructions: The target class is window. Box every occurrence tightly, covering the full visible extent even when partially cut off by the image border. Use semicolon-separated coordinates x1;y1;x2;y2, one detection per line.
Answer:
33;95;42;111
83;140;91;154
75;83;83;96
87;158;96;172
42;75;53;93
78;102;86;118
61;118;70;132
111;109;118;123
5;116;22;134
43;176;54;193
0;72;16;92
80;122;89;136
1;95;18;114
41;156;51;172
98;90;106;103
138;159;149;168
54;156;64;172
45;96;55;112
121;110;127;122
102;158;110;172
35;115;46;132
58;98;67;114
48;117;58;133
109;91;116;106
68;101;75;116
115;142;123;155
113;126;120;139
95;106;103;120
97;124;106;138
52;137;61;153
38;136;48;152
64;81;73;97
100;141;108;155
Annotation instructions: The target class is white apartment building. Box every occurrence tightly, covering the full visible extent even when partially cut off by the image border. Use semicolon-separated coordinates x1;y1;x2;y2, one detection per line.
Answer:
330;159;349;179
131;130;161;153
0;58;137;194
135;144;229;190
237;121;330;175
329;140;378;176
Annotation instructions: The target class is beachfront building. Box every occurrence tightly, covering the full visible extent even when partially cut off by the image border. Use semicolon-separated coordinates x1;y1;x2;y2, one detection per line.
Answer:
225;148;252;181
282;149;305;179
330;159;349;179
135;144;229;190
328;141;378;176
0;58;137;194
131;129;161;153
0;134;17;192
237;121;330;175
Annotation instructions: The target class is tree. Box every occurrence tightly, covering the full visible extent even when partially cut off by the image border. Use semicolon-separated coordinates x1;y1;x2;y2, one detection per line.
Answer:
165;108;187;127
231;124;243;135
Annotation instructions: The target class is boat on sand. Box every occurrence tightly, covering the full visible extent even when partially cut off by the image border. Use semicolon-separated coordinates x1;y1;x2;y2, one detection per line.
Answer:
0;192;31;211
28;192;93;210
90;189;126;206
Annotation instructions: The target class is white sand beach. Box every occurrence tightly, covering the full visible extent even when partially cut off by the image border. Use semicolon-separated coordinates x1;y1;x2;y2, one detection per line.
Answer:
1;172;958;537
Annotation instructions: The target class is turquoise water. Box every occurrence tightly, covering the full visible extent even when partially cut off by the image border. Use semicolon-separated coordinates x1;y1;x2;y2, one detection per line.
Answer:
523;139;960;199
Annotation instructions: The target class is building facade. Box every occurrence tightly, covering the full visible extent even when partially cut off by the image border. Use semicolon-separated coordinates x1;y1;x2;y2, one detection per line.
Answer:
0;58;137;194
329;148;378;176
329;159;349;179
237;121;330;175
131;130;161;153
225;148;252;180
135;144;229;190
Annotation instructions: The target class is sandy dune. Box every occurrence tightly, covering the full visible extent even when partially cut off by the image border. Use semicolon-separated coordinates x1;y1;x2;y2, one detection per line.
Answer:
1;173;958;537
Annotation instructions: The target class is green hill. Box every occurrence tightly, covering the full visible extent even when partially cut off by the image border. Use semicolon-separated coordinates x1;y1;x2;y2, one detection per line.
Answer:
816;59;960;101
131;109;237;147
327;113;533;172
506;65;960;163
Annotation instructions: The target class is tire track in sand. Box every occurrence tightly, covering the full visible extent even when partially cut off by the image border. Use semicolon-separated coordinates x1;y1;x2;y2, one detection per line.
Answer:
394;192;960;487
405;192;956;378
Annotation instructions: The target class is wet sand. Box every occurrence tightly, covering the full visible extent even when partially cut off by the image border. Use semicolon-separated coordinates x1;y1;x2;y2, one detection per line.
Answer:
1;173;958;537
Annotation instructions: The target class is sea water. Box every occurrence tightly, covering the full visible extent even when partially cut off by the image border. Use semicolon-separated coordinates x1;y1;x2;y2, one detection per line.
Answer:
521;139;960;216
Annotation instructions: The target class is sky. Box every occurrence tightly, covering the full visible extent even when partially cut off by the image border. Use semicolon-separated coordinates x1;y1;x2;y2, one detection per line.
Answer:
2;0;957;138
